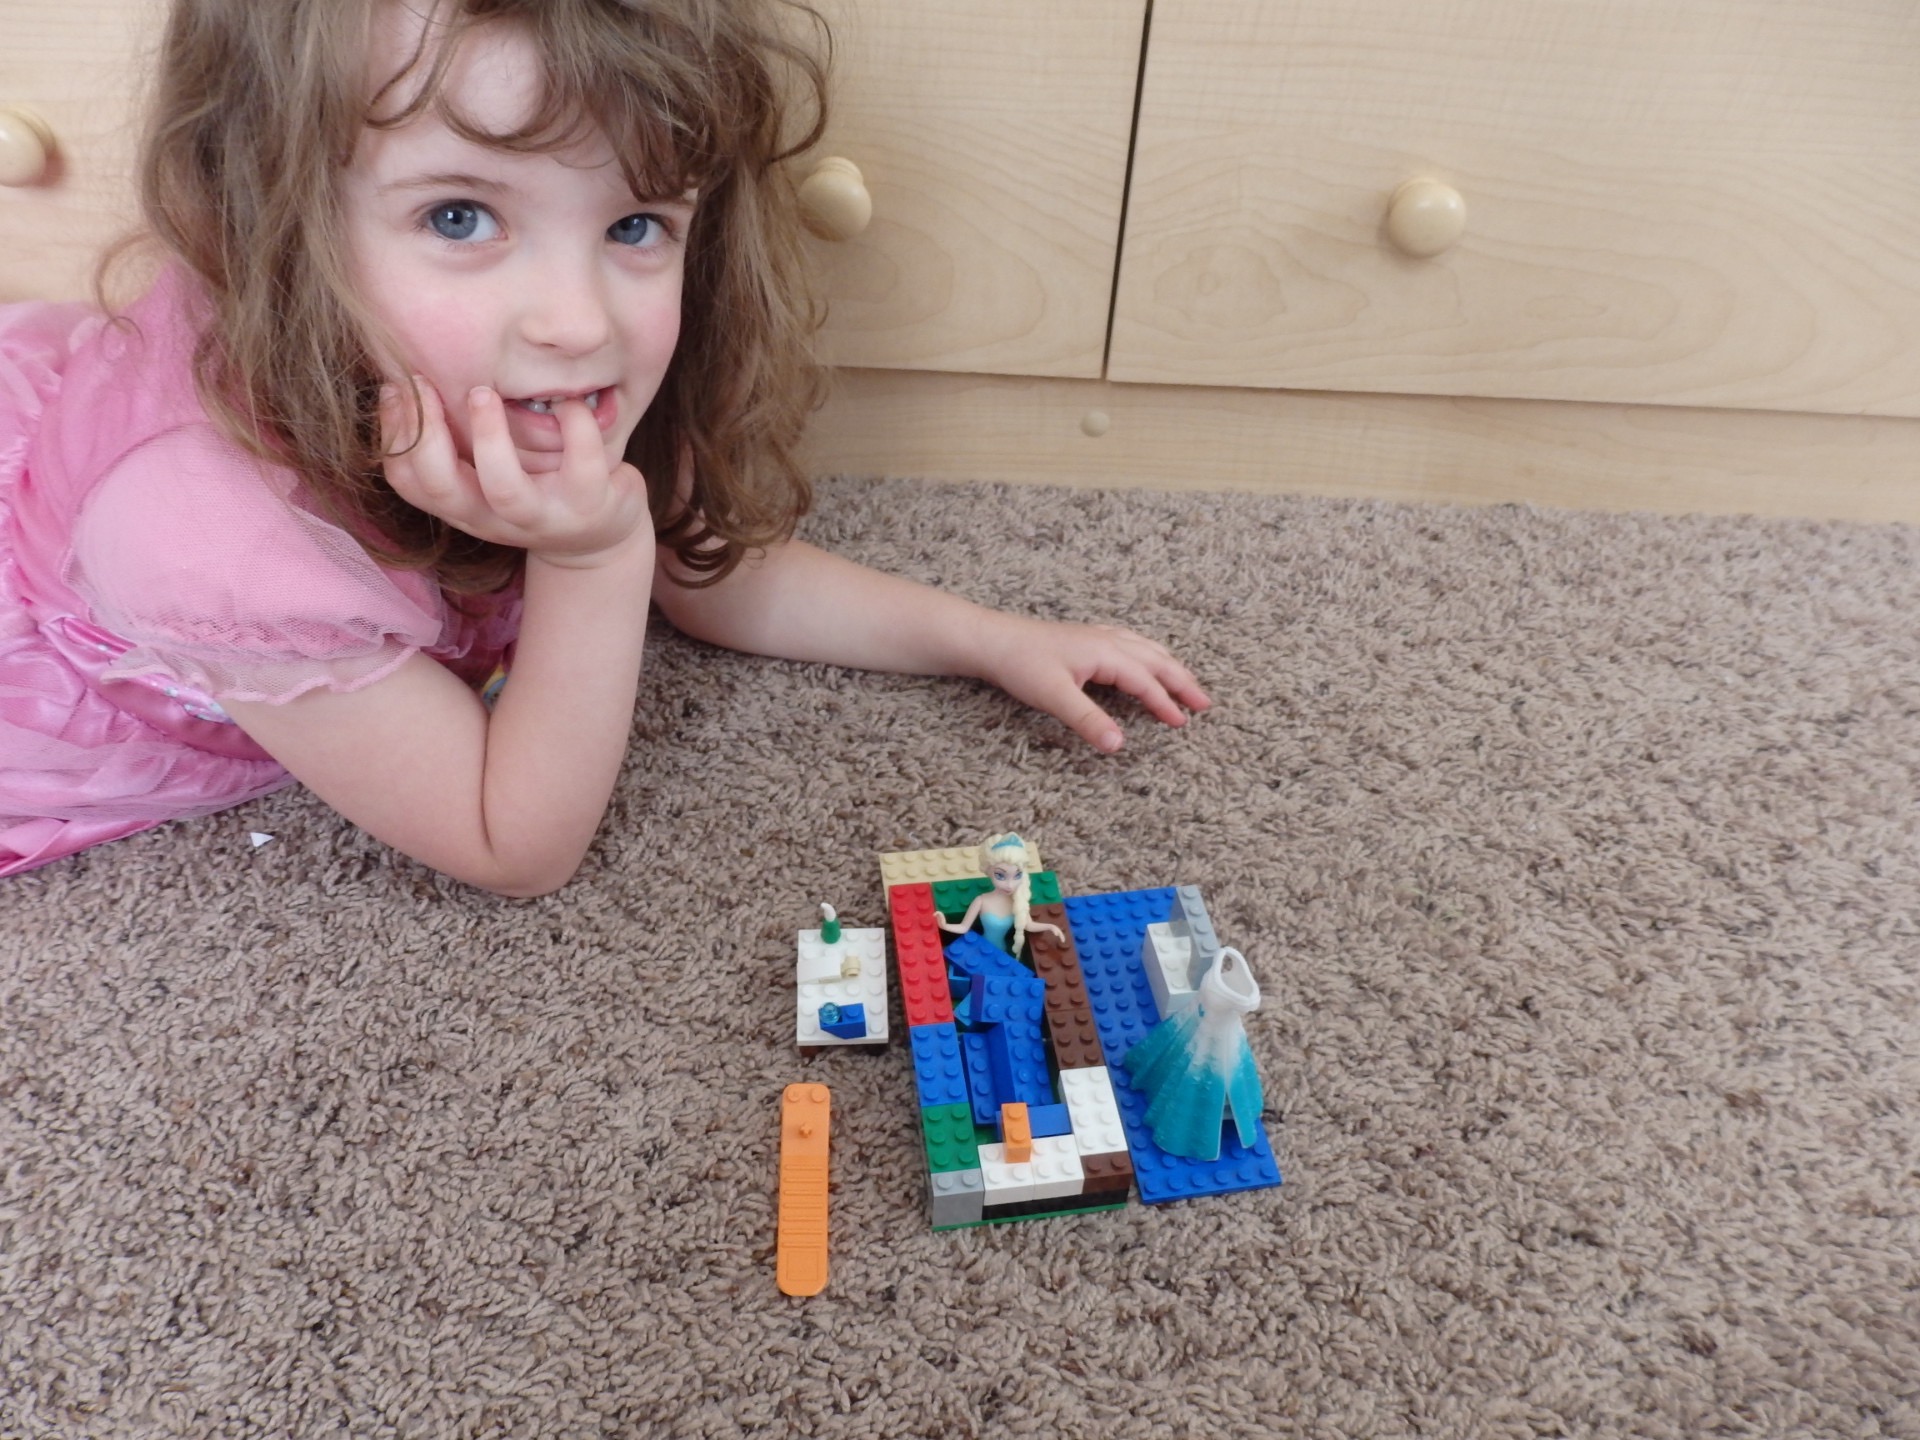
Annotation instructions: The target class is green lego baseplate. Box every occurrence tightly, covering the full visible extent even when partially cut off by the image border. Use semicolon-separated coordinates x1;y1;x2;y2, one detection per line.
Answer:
932;1195;1129;1231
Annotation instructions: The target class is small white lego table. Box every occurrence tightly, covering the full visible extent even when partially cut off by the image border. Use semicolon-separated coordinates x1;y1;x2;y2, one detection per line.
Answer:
796;913;889;1047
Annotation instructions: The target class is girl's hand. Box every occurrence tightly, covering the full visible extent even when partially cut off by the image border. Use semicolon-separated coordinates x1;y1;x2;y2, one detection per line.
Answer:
380;380;652;567
980;616;1212;753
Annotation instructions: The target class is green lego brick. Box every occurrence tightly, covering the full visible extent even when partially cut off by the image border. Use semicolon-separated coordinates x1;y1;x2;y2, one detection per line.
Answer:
930;872;1061;922
930;876;986;920
921;1102;980;1173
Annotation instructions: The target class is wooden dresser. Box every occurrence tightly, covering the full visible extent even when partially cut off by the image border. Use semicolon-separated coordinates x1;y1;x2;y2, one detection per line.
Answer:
8;0;1918;519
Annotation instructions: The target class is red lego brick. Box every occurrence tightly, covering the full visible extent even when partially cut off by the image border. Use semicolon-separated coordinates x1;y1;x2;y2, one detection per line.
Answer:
889;881;954;1027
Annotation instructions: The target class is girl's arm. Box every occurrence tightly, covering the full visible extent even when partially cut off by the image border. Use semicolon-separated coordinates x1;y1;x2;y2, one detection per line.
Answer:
226;388;652;897
654;538;1210;752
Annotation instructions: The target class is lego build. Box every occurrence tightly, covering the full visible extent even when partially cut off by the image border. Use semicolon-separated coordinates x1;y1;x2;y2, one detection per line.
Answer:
821;834;1281;1231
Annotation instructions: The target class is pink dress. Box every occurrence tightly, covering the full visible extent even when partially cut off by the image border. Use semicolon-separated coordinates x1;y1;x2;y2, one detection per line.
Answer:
0;266;519;875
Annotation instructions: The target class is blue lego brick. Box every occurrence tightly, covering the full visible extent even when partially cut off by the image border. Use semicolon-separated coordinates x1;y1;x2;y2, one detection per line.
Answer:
986;1013;1054;1108
1062;889;1282;1205
909;1022;969;1109
1023;1103;1073;1139
973;971;1045;1027
959;1028;1001;1128
817;1002;868;1040
946;930;1034;1031
945;929;1031;980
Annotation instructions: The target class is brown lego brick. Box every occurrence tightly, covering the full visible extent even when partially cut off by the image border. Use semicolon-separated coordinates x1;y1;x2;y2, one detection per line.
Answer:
1080;1150;1134;1197
1028;905;1110;1070
1028;905;1088;1000
1043;997;1107;1073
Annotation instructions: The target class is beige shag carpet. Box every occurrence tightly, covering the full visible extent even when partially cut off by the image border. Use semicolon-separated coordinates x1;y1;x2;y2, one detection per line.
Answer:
3;476;1917;1439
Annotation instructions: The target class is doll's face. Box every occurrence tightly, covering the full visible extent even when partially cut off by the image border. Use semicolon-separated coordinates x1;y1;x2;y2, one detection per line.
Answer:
989;862;1024;895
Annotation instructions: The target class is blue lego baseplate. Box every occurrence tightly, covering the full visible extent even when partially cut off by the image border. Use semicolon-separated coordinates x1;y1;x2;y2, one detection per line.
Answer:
1061;889;1283;1205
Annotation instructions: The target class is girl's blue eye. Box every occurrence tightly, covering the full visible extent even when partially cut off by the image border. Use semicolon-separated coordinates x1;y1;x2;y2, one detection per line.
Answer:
608;213;663;247
426;202;497;243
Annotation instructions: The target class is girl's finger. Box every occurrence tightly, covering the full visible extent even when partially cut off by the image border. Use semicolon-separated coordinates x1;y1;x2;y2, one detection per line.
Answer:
1032;677;1125;753
1101;660;1190;729
408;377;466;484
465;386;541;523
1144;654;1212;715
1113;630;1212;714
378;385;448;511
554;394;610;513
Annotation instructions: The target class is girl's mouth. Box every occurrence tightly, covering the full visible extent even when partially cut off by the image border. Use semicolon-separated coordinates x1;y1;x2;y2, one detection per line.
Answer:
516;391;602;415
501;387;620;451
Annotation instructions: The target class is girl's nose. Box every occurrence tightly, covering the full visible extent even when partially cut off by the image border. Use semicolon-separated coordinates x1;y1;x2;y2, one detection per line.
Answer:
517;263;614;355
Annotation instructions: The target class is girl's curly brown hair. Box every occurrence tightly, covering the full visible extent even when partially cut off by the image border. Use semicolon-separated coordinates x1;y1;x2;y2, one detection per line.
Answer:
108;0;829;595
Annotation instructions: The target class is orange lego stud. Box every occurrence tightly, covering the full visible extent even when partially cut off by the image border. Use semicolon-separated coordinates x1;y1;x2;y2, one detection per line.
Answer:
1000;1101;1033;1163
776;1083;831;1296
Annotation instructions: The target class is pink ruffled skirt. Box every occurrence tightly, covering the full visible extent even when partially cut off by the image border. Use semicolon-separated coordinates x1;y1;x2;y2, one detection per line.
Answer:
0;301;290;876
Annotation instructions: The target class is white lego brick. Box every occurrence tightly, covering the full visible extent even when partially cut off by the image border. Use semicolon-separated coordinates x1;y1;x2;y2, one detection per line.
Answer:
1057;1066;1129;1159
977;1142;1036;1206
795;927;889;1046
1143;921;1197;1017
1027;1135;1086;1202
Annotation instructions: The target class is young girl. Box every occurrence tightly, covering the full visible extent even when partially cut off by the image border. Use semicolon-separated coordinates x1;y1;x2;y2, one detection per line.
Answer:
0;0;1209;893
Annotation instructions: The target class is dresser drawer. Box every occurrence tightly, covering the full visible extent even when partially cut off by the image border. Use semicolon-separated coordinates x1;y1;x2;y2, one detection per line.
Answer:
1110;0;1920;417
1;0;158;302
805;0;1144;379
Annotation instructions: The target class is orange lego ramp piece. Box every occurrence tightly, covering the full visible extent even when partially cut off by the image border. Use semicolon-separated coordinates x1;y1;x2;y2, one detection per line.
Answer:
776;1083;831;1296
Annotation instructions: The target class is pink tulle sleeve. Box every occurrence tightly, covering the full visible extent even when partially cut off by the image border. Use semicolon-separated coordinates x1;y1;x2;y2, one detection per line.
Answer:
66;422;446;705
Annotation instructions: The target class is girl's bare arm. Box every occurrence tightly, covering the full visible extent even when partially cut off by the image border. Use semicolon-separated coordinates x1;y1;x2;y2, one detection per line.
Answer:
654;537;1210;752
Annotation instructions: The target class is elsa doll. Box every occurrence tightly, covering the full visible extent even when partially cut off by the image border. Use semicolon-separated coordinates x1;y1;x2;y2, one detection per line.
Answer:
936;832;1066;957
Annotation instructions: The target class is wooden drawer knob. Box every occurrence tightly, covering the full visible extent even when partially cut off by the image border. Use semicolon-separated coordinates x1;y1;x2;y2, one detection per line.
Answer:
0;106;56;187
1386;178;1466;258
798;157;872;242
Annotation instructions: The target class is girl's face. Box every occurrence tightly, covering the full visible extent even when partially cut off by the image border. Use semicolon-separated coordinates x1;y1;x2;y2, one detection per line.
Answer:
341;6;693;476
989;863;1024;895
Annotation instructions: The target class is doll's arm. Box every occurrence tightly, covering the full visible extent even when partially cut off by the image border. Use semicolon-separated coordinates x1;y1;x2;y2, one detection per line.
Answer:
938;894;988;935
653;537;1210;752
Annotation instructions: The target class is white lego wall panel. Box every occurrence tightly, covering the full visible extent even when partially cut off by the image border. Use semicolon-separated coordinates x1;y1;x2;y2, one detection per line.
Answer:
1142;921;1197;1017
